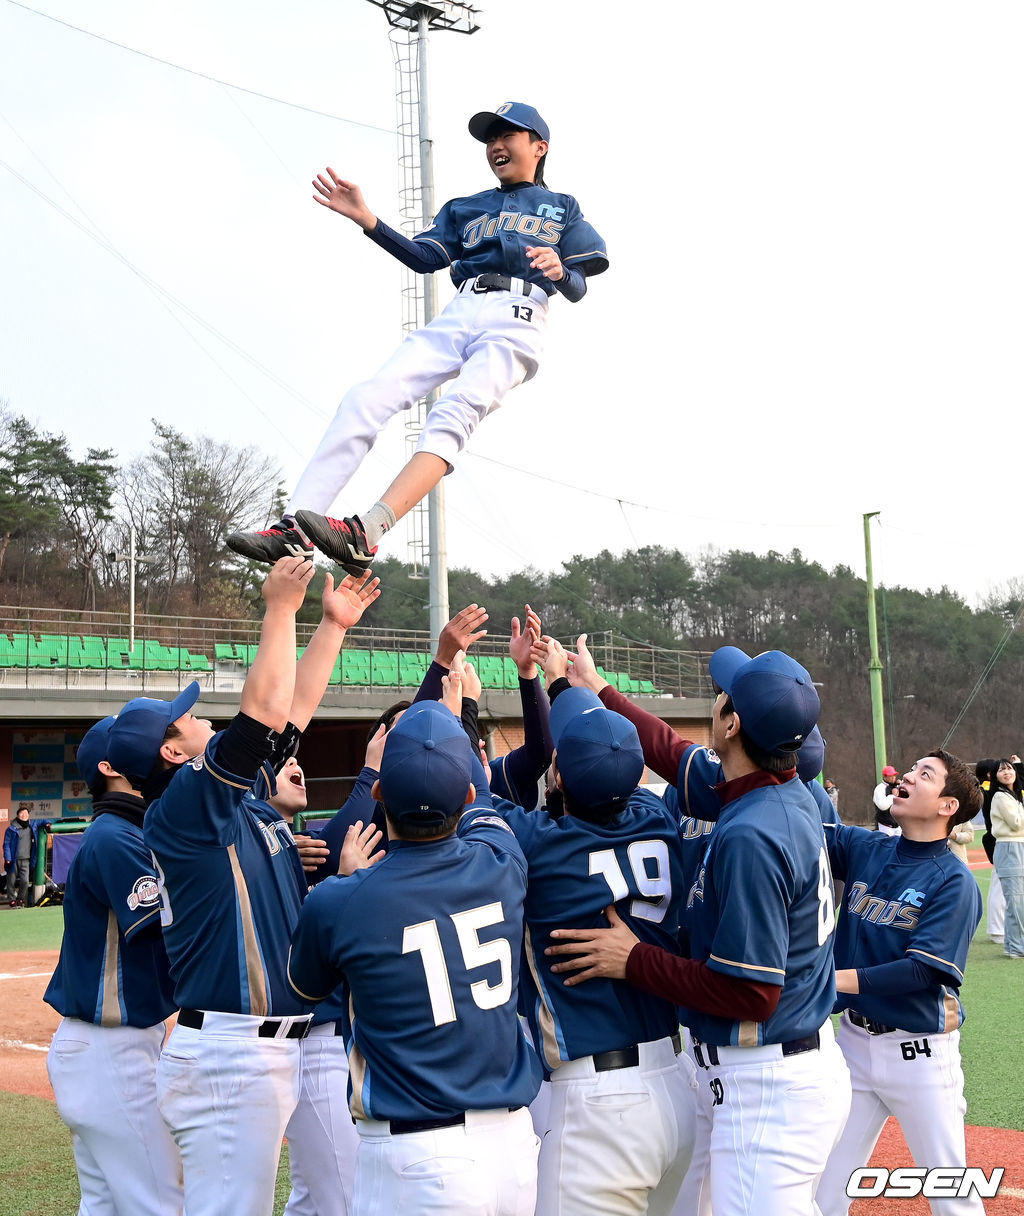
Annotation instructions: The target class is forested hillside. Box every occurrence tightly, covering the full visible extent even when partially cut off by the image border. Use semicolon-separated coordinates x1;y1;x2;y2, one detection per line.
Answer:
4;408;1021;820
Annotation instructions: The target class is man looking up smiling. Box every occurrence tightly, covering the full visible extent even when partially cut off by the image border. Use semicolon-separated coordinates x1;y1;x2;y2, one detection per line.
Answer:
814;751;985;1216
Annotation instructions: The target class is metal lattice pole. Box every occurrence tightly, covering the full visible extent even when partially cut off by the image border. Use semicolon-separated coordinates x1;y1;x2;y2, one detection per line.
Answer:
369;1;480;646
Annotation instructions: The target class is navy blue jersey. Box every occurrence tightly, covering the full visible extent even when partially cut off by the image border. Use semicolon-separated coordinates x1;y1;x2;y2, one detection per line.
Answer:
685;780;837;1045
415;184;608;292
498;789;685;1071
143;732;308;1016
825;825;982;1033
288;805;541;1121
44;811;175;1028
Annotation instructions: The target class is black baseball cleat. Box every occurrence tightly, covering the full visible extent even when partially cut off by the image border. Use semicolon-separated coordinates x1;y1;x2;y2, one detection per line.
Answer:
293;511;377;576
226;518;315;564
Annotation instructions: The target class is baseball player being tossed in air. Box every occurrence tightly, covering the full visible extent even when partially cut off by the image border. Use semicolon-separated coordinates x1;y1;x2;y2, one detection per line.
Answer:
227;101;607;574
107;558;380;1216
815;750;985;1216
546;645;853;1216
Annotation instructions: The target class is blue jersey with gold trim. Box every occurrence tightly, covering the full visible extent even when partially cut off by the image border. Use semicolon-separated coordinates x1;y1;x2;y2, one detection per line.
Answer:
144;732;308;1016
684;780;837;1046
45;808;175;1028
287;805;541;1122
415;184;608;292
824;825;982;1033
499;788;684;1072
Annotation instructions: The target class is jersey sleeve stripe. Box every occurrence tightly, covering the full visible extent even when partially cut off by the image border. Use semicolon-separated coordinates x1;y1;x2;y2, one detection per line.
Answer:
708;953;786;978
123;905;162;939
562;250;606;263
906;947;964;982
285;946;332;1003
227;843;269;1015
413;236;453;262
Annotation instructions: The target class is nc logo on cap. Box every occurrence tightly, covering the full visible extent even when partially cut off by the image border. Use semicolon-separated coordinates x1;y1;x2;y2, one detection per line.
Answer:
497;102;513;115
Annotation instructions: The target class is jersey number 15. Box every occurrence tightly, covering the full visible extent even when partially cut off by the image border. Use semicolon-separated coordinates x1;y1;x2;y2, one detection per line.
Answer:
403;902;512;1029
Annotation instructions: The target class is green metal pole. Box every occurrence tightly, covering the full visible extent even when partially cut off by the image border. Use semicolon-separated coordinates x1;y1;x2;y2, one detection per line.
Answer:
863;512;888;780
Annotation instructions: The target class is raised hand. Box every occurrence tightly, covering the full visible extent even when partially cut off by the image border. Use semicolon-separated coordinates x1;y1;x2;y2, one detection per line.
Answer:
322;569;381;630
338;820;386;876
437;604;488;667
312;168;376;230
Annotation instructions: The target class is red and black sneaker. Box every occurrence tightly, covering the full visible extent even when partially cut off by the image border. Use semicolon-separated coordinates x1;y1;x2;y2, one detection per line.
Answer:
226;518;314;564
293;511;377;576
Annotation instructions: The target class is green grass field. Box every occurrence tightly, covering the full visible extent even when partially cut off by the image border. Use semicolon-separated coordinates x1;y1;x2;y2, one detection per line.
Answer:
1;857;1017;1215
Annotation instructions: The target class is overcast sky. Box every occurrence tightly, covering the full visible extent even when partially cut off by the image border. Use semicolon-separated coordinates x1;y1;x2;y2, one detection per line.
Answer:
2;0;1022;609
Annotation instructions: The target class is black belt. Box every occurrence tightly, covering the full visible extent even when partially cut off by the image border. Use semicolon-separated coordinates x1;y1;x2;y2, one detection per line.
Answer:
691;1030;820;1068
461;273;532;296
178;1007;312;1040
593;1030;682;1072
389;1106;523;1136
848;1010;896;1036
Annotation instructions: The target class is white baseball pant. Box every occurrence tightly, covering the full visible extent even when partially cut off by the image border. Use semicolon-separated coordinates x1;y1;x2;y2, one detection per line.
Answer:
47;1017;183;1216
156;1013;305;1216
669;1030;714;1216
287;285;549;516
534;1033;698;1216
353;1105;538;1215
283;1023;358;1216
694;1018;851;1216
816;1013;984;1216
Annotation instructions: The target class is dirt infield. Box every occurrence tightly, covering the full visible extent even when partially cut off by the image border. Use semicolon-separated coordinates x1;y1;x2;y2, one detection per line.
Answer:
0;950;61;1100
3;947;1022;1212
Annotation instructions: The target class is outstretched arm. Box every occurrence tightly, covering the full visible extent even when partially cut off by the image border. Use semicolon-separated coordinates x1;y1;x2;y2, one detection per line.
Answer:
569;633;689;783
240;557;316;732
290;571;381;731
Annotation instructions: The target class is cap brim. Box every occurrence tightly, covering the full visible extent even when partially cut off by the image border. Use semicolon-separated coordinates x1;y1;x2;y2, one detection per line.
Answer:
167;680;202;722
708;646;751;696
468;110;530;142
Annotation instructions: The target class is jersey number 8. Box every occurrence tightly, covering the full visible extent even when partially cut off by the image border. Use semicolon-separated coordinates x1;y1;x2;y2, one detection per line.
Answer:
403;902;512;1029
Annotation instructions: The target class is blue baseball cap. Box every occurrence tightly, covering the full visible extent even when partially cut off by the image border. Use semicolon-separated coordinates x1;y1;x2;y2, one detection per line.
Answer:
469;102;550;144
550;687;644;811
378;702;475;827
107;681;202;783
709;647;819;757
76;716;117;789
796;725;825;783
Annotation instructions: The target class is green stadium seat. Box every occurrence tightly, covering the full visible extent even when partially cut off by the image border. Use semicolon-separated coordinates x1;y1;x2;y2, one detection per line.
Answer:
183;651;211;672
371;650;400;686
476;655;504;689
342;649;371;686
215;643;236;662
399;653;428;687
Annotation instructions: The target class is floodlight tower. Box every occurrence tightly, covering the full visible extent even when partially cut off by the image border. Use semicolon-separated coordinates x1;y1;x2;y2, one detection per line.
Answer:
366;1;480;646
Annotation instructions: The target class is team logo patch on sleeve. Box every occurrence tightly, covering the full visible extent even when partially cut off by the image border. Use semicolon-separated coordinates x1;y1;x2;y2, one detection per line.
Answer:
127;876;161;911
189;755;205;772
468;814;514;833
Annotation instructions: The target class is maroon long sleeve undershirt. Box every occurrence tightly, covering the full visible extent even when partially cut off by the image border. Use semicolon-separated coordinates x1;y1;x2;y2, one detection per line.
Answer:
626;943;782;1021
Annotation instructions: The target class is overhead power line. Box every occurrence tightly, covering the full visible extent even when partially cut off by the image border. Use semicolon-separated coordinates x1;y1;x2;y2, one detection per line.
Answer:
4;0;397;133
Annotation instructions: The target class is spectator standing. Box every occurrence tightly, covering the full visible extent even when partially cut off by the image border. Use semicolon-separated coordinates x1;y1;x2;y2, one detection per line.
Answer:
990;757;1024;960
4;806;39;907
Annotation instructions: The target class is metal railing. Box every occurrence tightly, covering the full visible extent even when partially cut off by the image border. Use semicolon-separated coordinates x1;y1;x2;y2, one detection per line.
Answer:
0;606;712;699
